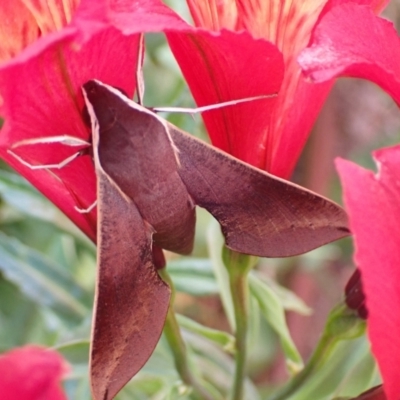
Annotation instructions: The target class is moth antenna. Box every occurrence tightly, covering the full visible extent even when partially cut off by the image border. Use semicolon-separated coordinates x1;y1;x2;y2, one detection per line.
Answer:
11;135;90;149
75;200;97;214
135;33;145;106
153;93;277;115
7;149;82;170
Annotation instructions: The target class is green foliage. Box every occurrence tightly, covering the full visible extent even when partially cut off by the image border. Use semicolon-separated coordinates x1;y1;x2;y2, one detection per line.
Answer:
167;258;219;296
0;232;91;324
249;273;303;374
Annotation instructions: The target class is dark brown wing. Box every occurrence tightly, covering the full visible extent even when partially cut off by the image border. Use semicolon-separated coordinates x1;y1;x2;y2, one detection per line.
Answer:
83;79;349;259
168;124;349;258
83;80;196;255
90;168;170;400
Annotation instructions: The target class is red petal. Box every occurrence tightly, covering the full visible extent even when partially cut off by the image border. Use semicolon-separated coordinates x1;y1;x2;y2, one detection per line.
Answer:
168;27;338;177
0;345;69;400
0;25;140;240
171;0;389;178
75;0;189;35
167;29;284;170
268;74;332;177
337;147;400;400
169;0;345;177
299;4;400;105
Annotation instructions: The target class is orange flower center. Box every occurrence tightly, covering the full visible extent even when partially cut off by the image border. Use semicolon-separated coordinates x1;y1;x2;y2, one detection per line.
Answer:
187;0;327;63
0;0;80;63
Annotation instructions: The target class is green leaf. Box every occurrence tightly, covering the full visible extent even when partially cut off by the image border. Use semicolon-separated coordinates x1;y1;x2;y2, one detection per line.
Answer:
0;277;59;350
249;274;303;374
0;170;90;244
118;377;165;400
177;314;235;354
254;272;312;315
167;258;218;296
0;232;91;324
206;219;235;329
334;350;378;399
139;335;179;379
56;340;90;365
182;331;259;400
165;382;194;400
247;294;262;355
285;336;379;400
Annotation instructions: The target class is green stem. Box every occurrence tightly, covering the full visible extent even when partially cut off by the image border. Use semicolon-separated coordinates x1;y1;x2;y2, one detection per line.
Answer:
223;248;257;400
229;268;248;400
268;303;366;400
159;268;215;400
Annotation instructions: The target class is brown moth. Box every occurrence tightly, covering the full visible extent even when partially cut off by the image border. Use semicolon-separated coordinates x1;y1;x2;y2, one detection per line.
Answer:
81;79;349;400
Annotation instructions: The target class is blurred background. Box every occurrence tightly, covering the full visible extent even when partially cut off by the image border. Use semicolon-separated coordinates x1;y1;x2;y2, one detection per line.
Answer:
1;1;400;399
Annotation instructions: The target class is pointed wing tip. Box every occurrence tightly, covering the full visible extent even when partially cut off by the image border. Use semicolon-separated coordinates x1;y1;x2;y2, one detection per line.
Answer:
224;211;350;258
89;360;118;400
89;282;171;400
90;385;109;400
90;375;129;400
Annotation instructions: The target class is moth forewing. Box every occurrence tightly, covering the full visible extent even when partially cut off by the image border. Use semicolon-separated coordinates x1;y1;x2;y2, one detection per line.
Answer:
87;79;182;164
166;121;350;257
82;80;196;255
82;84;132;204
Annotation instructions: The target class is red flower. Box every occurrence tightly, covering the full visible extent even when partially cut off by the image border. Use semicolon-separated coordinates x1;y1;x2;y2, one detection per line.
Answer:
0;0;186;240
0;345;69;400
164;0;387;178
299;2;399;105
337;147;400;400
0;0;135;240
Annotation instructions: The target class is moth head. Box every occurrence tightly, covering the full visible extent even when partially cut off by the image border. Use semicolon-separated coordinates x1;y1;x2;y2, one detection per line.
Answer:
81;80;128;131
